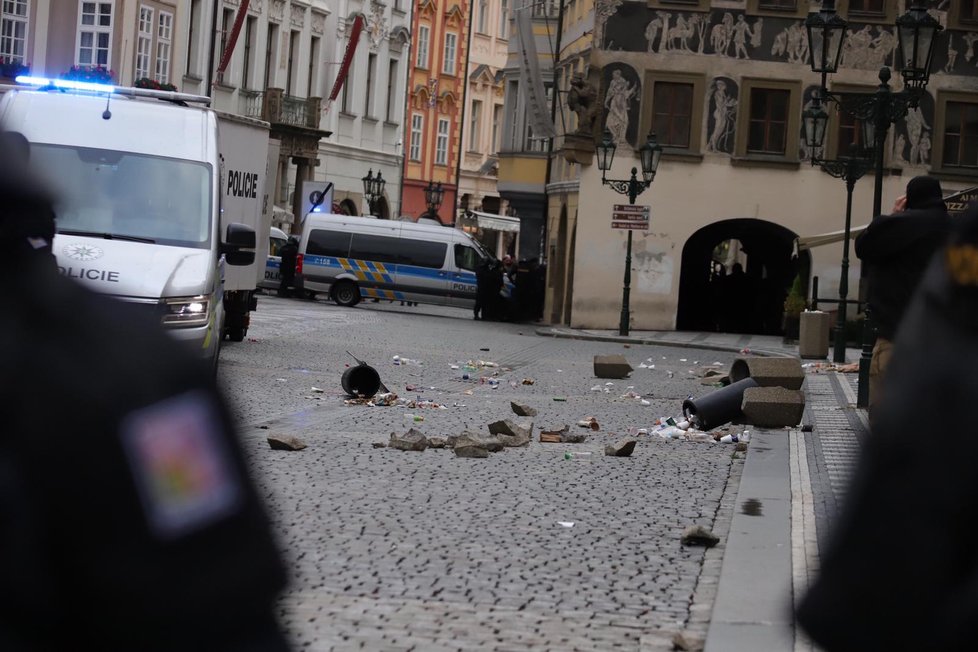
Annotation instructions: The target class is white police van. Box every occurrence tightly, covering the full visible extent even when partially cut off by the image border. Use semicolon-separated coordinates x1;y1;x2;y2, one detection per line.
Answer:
295;214;490;308
259;226;289;291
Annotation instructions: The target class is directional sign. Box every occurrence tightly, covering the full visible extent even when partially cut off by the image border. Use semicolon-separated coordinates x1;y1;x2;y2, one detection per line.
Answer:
611;204;650;230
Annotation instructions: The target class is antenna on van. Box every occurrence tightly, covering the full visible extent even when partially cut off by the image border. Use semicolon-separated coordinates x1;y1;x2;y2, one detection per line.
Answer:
102;92;112;120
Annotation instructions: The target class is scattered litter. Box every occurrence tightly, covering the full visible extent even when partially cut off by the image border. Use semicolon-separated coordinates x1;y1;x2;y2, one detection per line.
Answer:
248;337;260;342
553;397;567;401
803;361;858;373
480;347;490;351
576;417;600;430
558;521;575;528
740;347;751;355
521;378;535;385
310;387;325;393
563;451;593;461
667;371;675;378
590;385;603;392
344;391;399;407
680;358;687;362
276;378;287;382
640;399;651;406
681;525;720;548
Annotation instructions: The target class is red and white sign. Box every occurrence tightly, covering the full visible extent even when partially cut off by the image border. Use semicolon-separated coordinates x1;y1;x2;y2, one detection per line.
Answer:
611;204;650;230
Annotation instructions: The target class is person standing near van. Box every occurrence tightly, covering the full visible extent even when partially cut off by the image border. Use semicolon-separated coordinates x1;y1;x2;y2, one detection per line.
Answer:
278;236;299;298
0;136;291;651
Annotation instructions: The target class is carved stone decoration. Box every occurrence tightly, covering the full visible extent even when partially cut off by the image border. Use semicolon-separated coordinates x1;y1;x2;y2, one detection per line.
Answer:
366;2;390;50
311;11;327;35
799;85;820;162
249;0;264;14
270;0;286;22
291;4;306;29
601;63;640;147
705;76;738;155
566;73;598;136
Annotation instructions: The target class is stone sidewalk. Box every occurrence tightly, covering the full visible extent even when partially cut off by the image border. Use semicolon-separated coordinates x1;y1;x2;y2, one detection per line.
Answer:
536;326;868;652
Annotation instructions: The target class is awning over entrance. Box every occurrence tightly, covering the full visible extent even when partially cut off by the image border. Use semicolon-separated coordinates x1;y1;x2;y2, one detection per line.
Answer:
796;224;869;251
470;210;520;233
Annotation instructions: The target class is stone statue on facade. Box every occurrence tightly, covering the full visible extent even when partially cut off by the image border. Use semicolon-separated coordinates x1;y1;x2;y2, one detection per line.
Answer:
566;74;599;136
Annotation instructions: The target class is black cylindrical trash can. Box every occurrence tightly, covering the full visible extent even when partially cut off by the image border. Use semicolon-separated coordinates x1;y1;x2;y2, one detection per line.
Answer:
682;377;759;430
341;363;381;398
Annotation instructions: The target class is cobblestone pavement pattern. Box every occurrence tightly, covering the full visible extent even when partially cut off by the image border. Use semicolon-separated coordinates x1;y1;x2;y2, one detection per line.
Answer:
218;296;744;651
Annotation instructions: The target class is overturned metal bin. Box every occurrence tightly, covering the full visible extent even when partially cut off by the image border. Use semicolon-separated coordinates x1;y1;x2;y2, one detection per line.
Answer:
682;377;760;430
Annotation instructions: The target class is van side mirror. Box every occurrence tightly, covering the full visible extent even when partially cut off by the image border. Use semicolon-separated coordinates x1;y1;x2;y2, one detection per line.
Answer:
222;222;256;266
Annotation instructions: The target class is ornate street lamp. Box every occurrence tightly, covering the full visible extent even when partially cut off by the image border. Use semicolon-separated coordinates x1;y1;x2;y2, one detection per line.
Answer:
423;180;444;219
596;129;662;336
806;0;942;407
361;169;385;215
805;0;847;78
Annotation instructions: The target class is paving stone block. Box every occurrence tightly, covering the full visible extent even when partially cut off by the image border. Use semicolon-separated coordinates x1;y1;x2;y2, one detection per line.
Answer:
740;386;805;427
593;354;633;379
729;356;804;390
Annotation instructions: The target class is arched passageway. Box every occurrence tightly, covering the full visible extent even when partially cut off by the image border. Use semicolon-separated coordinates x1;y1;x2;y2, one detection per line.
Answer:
677;219;811;335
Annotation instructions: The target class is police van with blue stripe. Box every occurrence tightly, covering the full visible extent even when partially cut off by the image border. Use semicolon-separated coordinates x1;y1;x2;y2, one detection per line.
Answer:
295;214;490;308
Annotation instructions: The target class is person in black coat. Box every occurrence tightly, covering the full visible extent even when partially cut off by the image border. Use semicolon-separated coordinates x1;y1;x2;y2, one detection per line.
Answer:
855;175;951;421
0;135;290;651
278;236;299;298
798;201;978;651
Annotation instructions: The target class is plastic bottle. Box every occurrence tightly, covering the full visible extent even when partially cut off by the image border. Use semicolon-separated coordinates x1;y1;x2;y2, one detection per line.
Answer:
564;451;593;461
403;413;424;424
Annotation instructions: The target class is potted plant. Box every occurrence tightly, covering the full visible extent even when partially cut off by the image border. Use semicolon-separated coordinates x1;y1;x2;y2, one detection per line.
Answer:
61;65;115;84
134;77;178;92
0;57;29;80
783;275;807;342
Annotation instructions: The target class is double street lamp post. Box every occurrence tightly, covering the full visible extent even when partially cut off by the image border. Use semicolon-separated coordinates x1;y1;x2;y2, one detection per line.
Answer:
595;129;663;337
361;169;386;216
423;180;445;221
803;0;942;406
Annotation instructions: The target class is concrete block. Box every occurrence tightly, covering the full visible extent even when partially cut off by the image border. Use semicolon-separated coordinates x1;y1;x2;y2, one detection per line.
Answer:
740;387;805;428
729;356;804;391
593;354;633;379
799;311;831;359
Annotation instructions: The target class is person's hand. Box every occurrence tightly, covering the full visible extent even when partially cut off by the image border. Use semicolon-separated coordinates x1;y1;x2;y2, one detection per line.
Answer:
893;195;907;212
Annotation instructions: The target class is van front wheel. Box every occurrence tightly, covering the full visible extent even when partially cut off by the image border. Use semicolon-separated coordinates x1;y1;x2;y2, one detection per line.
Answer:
332;280;361;307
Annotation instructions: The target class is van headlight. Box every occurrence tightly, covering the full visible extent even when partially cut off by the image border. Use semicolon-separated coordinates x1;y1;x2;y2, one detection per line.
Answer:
163;295;210;327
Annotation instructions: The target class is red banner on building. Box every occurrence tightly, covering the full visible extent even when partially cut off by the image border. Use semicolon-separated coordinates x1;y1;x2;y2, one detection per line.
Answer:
325;15;365;111
215;0;251;77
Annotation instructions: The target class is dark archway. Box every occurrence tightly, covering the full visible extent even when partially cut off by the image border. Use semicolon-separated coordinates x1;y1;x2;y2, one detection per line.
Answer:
550;204;568;324
676;219;811;335
339;198;358;216
374;196;391;219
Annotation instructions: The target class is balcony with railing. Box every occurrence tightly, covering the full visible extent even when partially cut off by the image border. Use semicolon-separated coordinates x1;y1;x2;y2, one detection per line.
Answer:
239;88;324;130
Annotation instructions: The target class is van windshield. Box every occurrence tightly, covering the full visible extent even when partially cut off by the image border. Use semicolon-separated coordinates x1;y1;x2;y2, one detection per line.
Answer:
30;144;212;249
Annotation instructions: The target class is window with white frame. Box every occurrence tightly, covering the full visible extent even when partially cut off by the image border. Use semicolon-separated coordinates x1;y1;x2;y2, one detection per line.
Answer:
77;2;114;67
477;0;488;33
416;24;430;68
443;33;457;75
155;10;172;83
436;118;450;165
135;6;153;79
1;0;30;65
469;99;482;151
410;114;423;161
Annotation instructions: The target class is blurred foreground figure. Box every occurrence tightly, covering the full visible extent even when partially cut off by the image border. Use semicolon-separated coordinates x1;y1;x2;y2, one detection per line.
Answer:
0;134;290;651
798;201;978;651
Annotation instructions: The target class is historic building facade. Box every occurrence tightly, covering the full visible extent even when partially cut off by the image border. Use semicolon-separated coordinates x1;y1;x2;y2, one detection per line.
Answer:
402;0;470;223
542;0;978;333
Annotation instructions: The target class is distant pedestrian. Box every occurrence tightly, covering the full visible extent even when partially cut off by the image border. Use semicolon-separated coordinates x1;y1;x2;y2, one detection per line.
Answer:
278;236;299;298
798;200;978;651
855;175;951;424
0;134;291;651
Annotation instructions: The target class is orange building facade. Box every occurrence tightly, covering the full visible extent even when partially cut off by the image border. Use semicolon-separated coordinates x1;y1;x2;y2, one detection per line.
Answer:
402;0;469;223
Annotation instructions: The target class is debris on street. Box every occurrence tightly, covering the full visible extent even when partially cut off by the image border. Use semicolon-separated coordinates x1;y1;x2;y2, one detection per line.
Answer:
267;435;308;451
605;439;637;457
511;401;538;417
680;525;720;548
388;428;428;451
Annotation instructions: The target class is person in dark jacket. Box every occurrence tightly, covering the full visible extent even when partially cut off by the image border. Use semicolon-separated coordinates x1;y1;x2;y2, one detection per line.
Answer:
0;135;290;651
798;201;978;651
278;236;299;298
854;175;951;422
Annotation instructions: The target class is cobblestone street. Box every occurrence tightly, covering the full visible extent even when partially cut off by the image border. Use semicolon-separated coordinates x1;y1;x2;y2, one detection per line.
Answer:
218;296;745;651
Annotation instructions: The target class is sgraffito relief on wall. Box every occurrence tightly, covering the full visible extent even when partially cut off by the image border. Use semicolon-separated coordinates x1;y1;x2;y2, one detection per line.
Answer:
599;4;978;80
892;92;935;168
706;77;738;155
799;85;821;162
602;63;641;147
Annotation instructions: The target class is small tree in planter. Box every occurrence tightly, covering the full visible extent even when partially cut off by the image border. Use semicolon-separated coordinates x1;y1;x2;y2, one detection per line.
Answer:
783;275;807;342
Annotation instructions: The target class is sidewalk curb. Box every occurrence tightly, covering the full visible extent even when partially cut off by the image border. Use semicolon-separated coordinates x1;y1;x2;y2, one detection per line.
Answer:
534;327;796;359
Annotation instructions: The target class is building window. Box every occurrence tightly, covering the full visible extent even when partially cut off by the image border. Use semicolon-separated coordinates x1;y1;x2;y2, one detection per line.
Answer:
443;33;457;76
492;104;502;154
758;0;795;9
642;72;705;153
215;7;233;82
135;6;153;80
963;1;978;23
286;30;299;95
942;100;978;169
499;0;508;38
242;16;257;89
416;24;430;68
341;57;355;113
264;23;278;89
747;88;790;155
835;110;870;156
410;113;423;161
307;35;320;97
477;0;488;33
652;81;693;149
77;1;113;67
386;59;398;121
365;53;377;117
469;99;482;151
155;11;172;84
847;0;885;17
186;0;200;75
1;0;29;65
436;118;450;165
